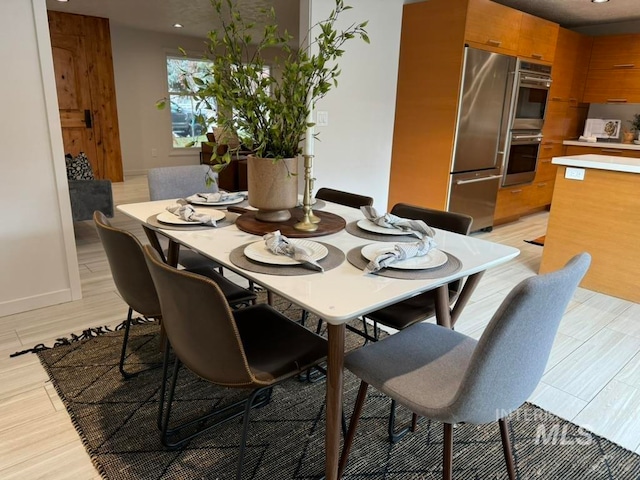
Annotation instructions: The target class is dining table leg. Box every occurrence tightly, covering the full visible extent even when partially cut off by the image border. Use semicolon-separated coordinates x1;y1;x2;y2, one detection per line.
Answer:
434;271;485;329
326;322;345;480
450;271;484;327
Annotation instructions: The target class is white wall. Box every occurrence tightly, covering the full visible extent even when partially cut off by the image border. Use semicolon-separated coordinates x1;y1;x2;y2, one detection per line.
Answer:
305;0;404;209
0;0;81;317
110;27;210;176
111;26;291;178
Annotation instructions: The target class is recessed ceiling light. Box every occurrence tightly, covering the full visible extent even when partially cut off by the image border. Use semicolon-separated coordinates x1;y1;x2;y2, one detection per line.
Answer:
173;23;184;28
591;0;609;3
56;0;69;2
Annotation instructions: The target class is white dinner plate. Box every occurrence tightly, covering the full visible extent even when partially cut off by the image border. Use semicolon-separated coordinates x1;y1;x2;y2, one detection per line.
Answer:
156;208;226;225
357;218;410;236
244;239;328;265
360;243;448;270
188;196;245;206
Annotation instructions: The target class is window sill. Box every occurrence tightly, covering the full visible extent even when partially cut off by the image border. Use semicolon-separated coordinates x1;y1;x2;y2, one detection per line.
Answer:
169;149;200;157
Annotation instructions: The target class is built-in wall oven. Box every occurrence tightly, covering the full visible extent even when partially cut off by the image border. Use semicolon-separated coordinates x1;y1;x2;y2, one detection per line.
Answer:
503;130;543;186
500;60;552;186
511;61;552;130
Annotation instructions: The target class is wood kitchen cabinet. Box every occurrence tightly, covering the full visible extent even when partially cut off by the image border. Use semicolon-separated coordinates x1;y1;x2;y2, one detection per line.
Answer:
549;28;592;103
584;34;640;103
388;0;560;211
565;144;640;159
465;0;521;55
583;69;640;104
517;12;558;63
495;187;527;221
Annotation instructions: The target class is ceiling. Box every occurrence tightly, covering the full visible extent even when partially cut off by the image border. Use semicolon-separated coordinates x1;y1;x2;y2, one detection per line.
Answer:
44;0;300;40
495;0;640;30
45;0;640;39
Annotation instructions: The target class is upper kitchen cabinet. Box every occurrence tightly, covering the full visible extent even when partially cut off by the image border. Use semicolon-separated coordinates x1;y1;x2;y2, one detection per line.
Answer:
465;0;521;55
548;28;592;103
517;12;558;63
584;34;640;103
588;34;640;70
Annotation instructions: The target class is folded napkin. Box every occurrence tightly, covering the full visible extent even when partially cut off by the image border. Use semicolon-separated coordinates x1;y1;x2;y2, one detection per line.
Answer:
263;230;324;272
166;200;218;226
364;238;438;274
360;206;435;239
186;191;244;204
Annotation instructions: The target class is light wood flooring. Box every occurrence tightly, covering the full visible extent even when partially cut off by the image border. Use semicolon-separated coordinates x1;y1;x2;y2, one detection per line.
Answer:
1;175;639;478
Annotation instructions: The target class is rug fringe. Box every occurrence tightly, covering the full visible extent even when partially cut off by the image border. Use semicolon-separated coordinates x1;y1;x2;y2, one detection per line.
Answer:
9;316;157;358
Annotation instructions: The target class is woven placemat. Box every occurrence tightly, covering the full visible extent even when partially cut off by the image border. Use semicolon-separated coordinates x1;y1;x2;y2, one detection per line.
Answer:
345;221;420;243
346;246;462;280
145;212;236;231
229;241;345;275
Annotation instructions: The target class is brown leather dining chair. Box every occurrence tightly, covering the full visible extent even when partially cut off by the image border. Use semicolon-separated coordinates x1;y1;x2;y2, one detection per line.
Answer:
315;187;374;210
93;211;256;379
305;187;373;335
339;253;591;480
353;203;473;442
142;245;327;480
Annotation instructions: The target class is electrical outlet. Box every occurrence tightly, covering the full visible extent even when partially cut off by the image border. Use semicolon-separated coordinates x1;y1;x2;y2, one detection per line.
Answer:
316;110;329;127
565;167;585;180
151;148;158;157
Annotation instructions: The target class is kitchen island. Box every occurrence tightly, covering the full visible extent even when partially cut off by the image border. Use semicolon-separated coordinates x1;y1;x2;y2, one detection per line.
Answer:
539;154;640;302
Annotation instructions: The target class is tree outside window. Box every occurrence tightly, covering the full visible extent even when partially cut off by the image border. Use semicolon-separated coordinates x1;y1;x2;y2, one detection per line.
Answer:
166;56;217;148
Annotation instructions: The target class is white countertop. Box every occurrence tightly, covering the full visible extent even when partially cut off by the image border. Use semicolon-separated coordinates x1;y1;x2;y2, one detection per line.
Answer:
552;154;640;174
563;140;640;151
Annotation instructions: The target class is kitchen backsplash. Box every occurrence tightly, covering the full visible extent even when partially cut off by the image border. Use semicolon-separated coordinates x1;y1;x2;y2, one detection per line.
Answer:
586;104;640;139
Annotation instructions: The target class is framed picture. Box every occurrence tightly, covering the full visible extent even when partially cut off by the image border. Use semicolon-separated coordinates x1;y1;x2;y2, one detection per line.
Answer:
584;119;622;139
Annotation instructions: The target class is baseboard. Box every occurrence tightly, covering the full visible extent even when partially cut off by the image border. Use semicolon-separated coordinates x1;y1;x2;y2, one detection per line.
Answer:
124;169;149;177
0;289;73;318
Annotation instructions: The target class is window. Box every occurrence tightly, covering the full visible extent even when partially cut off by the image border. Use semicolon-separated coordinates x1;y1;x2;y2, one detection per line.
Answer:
166;56;217;148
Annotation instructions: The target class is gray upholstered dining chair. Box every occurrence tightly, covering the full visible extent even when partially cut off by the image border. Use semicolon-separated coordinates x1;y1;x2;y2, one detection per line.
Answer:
338;253;591;480
350;203;473;441
147;164;218;201
93;211;256;379
146;164;224;273
142;245;327;480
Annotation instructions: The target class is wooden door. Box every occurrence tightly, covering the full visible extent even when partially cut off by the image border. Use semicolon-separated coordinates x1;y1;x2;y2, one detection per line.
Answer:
48;11;123;182
51;33;99;176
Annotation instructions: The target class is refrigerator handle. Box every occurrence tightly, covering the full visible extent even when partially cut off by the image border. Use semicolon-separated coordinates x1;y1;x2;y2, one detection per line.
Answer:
455;175;503;185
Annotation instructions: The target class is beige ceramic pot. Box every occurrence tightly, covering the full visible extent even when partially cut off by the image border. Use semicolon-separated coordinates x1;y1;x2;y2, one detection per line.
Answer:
247;155;298;222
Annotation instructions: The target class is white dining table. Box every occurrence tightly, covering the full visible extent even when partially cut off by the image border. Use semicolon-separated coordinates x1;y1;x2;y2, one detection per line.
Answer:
117;199;520;479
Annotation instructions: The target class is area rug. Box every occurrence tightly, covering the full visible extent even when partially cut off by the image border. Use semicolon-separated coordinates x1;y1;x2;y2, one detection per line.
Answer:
524;235;546;246
38;298;640;479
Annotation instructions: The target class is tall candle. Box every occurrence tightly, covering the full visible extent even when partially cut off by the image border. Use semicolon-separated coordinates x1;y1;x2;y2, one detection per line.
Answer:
305;94;314;158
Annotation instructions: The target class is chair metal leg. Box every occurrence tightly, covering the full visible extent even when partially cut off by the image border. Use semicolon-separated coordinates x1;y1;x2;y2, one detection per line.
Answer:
119;308;160;379
499;417;517;480
338;381;369;478
300;309;309;326
157;343;273;449
157;336;173;431
443;423;453;480
118;307;135;379
236;387;270;480
388;399;412;443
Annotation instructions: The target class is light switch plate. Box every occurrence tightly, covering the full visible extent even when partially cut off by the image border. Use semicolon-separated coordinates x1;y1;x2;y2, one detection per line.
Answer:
316;110;329;127
565;167;585;180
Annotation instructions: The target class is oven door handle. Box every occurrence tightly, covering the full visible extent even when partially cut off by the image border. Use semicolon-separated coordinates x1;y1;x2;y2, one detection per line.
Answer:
455;175;503;185
520;75;552;85
512;134;543;141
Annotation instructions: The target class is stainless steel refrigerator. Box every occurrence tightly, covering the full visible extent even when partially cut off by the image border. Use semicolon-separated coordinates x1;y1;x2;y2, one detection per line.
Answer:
448;46;516;231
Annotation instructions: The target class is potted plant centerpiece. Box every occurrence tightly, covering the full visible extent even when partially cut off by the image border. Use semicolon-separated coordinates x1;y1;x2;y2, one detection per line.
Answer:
184;0;368;222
